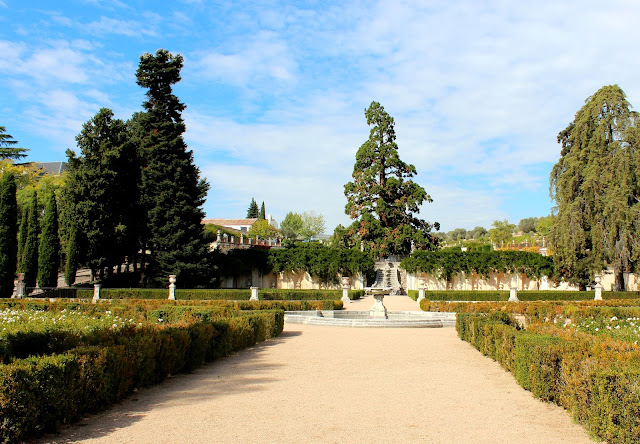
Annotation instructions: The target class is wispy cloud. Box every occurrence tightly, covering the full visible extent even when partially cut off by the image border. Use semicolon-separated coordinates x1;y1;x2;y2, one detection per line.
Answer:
83;16;157;37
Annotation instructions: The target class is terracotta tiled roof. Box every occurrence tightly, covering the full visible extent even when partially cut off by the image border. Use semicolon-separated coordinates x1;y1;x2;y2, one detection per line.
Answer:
202;218;258;226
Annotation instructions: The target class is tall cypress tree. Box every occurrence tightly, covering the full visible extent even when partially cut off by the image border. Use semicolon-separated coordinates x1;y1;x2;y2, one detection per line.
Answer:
22;191;39;289
136;49;209;284
65;223;77;286
37;191;60;288
0;173;18;297
247;198;259;218
259;201;266;220
17;206;27;271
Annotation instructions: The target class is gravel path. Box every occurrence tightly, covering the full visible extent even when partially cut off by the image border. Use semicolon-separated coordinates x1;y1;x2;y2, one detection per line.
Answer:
37;296;599;443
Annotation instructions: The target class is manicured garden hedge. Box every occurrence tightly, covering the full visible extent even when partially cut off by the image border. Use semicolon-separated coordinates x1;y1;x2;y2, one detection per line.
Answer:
0;305;284;442
457;312;640;443
409;289;640;301
75;288;364;301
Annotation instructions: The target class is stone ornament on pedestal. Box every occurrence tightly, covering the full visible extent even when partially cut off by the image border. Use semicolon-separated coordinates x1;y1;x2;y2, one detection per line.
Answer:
594;276;603;300
250;286;259;301
508;286;519;302
341;276;351;304
367;287;390;318
92;283;101;304
168;275;177;300
417;276;427;303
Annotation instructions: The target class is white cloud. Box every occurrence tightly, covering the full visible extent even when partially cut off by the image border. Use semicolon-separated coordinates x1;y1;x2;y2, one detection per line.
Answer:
84;16;157;37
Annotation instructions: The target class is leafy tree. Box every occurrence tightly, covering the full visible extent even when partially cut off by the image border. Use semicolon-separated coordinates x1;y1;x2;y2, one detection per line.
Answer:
65;222;77;286
517;217;539;234
470;226;488;239
448;228;467;242
247;198;259;218
22;191;39;289
550;85;640;290
0;173;18;297
489;219;515;247
535;216;555;237
247;219;280;239
344;101;438;257
65;108;138;281
281;212;304;239
0;126;28;161
300;211;326;240
37;191;60;288
136;49;210;285
259;201;266;220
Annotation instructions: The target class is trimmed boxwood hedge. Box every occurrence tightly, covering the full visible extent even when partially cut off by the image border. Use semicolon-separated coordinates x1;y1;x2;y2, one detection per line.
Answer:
457;312;640;443
0;307;284;442
409;289;640;301
75;288;364;301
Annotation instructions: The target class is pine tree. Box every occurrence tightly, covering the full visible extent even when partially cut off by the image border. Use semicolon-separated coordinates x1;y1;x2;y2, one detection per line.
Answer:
136;49;210;284
65;223;77;286
247;198;259;218
22;191;39;289
37;191;60;288
0;126;28;161
259;201;266;220
0;173;18;297
550;85;640;290
344;101;439;257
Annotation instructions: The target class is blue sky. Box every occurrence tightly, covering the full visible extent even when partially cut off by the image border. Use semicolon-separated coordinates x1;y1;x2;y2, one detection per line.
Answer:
2;0;640;234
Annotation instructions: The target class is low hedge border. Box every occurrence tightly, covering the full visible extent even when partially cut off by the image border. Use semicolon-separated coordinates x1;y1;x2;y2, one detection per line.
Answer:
0;310;284;442
409;290;640;301
75;288;364;301
457;312;640;443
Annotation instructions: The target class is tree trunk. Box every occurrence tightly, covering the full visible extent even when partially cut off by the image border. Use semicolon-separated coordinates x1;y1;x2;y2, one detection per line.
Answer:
614;268;625;291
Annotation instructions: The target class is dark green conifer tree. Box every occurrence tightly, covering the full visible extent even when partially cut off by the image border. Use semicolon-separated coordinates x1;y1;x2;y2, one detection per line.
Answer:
65;223;77;286
259;201;266;220
17;206;27;271
37;191;60;288
247;198;259;218
136;49;210;284
0;173;18;297
22;191;39;289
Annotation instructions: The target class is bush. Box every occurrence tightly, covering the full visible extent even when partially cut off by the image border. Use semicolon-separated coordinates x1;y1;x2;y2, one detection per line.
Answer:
408;289;639;302
75;288;363;301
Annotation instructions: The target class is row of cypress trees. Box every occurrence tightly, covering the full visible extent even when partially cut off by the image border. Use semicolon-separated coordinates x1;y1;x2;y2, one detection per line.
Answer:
0;174;60;297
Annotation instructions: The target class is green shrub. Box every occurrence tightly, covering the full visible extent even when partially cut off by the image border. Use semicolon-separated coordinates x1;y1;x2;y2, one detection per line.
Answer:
75;288;362;301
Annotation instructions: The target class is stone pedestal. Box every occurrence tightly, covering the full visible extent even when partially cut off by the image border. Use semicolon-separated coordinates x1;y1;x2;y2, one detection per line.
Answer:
341;276;351;305
92;283;101;304
594;276;603;301
417;277;427;303
508;286;519;302
168;275;176;300
370;294;388;318
14;273;25;299
250;286;259;301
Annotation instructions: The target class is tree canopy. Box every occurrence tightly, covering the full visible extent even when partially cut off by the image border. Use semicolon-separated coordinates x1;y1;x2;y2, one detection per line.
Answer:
343;101;438;257
247;198;259;218
0;126;28;161
550;85;640;290
0;173;18;297
136;49;210;285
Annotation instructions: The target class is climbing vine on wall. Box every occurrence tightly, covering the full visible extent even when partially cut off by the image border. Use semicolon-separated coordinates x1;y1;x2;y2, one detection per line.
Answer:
400;251;555;281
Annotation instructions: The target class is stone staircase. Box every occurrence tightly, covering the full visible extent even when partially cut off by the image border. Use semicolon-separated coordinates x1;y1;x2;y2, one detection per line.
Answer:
372;259;405;295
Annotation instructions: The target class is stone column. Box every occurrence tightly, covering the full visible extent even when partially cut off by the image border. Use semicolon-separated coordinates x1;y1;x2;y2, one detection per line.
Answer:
240;233;244;245
341;276;351;304
508;286;519;302
594;276;603;301
14;273;25;299
217;230;222;242
250;286;259;301
168;275;176;300
417;276;427;303
92;283;101;304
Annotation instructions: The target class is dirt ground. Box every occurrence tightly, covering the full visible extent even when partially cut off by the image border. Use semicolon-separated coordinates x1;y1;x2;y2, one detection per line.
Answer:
35;295;600;443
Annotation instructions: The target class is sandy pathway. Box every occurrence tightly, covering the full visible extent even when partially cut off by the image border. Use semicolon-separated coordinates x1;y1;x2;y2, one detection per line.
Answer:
37;297;599;443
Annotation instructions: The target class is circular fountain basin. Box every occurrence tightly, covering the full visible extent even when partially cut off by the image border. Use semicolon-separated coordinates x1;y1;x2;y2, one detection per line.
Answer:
284;310;456;328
